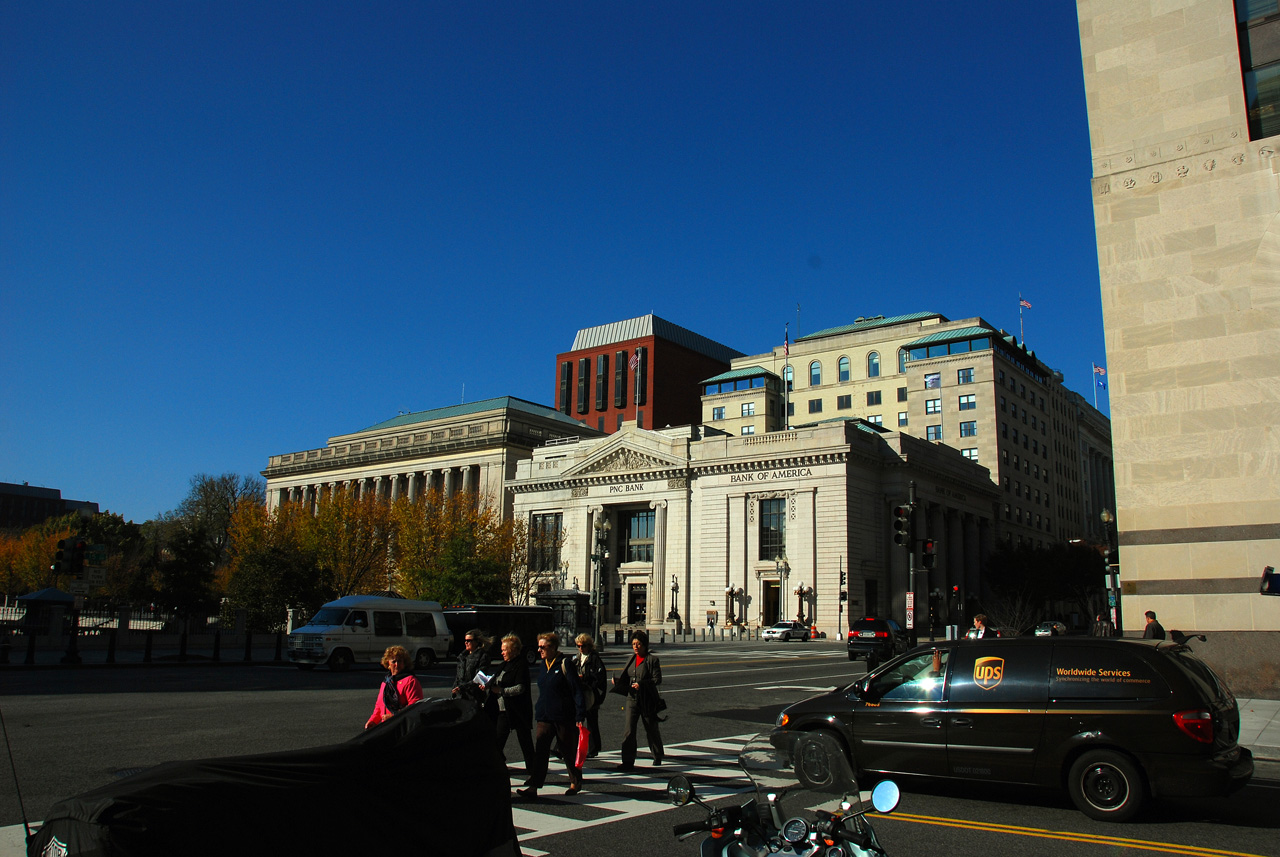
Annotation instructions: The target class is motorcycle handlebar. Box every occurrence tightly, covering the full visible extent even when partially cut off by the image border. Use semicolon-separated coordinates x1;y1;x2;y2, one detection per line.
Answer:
672;819;708;836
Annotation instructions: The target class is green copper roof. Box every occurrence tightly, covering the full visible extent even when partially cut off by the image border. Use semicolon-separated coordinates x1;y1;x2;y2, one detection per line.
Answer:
902;326;998;348
358;396;586;433
797;311;944;342
701;366;777;384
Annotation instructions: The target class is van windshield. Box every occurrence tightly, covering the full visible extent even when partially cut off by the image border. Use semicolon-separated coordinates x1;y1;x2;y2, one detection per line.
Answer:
307;608;349;627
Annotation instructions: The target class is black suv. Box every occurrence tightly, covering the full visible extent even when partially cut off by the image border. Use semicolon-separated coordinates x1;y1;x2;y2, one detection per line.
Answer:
775;636;1252;821
846;616;907;667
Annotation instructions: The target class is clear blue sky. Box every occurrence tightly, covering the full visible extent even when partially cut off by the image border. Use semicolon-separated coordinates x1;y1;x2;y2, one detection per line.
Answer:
1;2;1105;524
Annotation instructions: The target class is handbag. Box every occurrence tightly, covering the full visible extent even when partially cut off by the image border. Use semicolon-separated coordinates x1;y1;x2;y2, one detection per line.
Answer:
574;722;590;768
609;673;629;696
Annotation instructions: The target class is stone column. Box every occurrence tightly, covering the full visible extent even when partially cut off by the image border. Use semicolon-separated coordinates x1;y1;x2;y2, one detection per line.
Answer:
444;467;456;499
462;464;474;495
650;499;668;623
407;472;418;503
373;476;383;502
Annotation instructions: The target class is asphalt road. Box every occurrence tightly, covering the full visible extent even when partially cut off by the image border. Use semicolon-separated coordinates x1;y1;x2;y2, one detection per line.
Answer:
3;641;1278;857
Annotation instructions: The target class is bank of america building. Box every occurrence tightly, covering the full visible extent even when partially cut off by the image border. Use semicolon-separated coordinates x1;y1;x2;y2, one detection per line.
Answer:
509;311;1113;637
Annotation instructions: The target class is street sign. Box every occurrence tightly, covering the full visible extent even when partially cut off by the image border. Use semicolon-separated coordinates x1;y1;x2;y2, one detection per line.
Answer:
905;591;915;629
1107;591;1116;607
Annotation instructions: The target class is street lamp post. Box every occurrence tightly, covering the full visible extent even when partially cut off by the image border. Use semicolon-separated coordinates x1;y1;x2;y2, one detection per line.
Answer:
794;582;812;625
592;517;612;649
1100;509;1121;634
774;555;789;624
667;574;680;628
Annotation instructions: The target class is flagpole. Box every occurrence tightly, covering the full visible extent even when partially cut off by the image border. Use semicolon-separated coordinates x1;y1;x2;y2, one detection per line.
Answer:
784;322;790;431
1018;293;1025;344
1092;363;1098;409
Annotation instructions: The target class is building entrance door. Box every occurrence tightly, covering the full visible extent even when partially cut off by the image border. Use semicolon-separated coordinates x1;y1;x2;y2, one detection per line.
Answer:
763;581;781;624
627;583;647;625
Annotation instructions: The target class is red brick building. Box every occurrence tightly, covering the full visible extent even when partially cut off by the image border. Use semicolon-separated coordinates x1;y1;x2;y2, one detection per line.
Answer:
555;315;743;433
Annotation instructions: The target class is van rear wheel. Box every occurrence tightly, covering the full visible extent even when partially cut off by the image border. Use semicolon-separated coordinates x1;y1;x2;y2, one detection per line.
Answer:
1068;750;1145;822
415;648;435;669
328;649;354;672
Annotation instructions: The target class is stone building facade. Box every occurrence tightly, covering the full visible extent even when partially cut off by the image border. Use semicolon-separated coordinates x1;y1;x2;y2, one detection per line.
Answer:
1076;0;1280;668
508;419;999;639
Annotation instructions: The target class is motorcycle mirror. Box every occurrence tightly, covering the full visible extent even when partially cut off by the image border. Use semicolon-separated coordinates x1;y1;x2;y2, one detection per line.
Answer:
666;775;696;807
870;780;900;814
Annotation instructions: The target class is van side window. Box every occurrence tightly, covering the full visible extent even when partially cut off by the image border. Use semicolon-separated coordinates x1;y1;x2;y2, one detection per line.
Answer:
346;611;368;628
870;649;949;702
405;612;437;637
373;611;404;637
949;646;1050;704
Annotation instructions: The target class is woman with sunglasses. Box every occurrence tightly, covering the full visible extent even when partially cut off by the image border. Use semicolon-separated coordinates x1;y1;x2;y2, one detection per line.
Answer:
516;632;585;799
452;628;491;704
571;633;606;757
490;633;535;771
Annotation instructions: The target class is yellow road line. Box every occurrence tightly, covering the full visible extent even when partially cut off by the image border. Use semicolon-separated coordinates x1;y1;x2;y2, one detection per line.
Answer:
875;812;1268;857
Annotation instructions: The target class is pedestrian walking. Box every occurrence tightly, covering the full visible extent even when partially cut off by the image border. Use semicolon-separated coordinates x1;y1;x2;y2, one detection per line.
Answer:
365;645;423;729
453;628;491;704
517;632;585;799
1143;610;1166;640
614;630;664;771
491;634;535;771
571;633;607;757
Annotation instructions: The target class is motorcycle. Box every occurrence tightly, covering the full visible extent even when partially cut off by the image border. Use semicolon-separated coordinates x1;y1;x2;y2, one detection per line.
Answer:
666;730;900;856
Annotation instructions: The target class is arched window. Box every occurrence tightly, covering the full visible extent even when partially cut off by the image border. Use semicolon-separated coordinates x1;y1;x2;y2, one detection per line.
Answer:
838;356;850;382
898;349;908;373
784;365;793;391
809;361;822;386
867;351;881;378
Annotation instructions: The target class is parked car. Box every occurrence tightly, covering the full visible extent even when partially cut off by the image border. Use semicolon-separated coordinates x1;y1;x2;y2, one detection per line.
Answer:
287;595;451;671
1034;620;1068;637
846;616;908;667
773;636;1252;822
762;621;810;642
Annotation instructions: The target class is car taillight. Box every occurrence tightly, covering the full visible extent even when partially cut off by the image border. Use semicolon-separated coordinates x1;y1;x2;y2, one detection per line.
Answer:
1173;709;1214;743
874;631;888;638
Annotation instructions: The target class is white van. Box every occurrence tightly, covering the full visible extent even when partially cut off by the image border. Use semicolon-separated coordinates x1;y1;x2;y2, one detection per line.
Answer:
287;595;452;671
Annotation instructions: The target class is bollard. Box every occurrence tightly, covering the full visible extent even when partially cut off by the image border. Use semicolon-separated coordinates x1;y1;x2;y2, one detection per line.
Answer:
212;628;221;662
25;633;36;665
274;632;283;662
0;634;9;665
244;631;253;662
143;631;153;663
60;609;82;665
178;630;188;662
106;629;117;664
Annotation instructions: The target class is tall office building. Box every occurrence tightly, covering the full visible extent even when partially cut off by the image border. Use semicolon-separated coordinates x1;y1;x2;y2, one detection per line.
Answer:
705;312;1115;549
554;314;743;434
1077;0;1280;683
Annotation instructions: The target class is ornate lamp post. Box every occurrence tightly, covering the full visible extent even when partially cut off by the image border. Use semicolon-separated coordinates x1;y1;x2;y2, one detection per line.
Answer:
592;517;612;648
667;574;680;623
724;585;736;625
794;581;812;624
774;555;789;624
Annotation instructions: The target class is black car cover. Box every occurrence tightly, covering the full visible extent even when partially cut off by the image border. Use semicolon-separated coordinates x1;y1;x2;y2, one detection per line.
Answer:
27;697;520;857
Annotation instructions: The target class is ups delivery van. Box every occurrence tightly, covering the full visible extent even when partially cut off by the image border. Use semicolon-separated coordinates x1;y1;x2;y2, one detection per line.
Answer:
774;636;1252;821
287;595;451;671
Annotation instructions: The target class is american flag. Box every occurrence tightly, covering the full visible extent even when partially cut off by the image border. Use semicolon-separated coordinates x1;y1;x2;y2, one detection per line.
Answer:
1093;364;1106;376
784;335;788;358
629;350;640;371
1019;298;1032;309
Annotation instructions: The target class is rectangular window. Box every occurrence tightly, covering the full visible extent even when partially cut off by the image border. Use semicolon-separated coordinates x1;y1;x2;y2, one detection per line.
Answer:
559;362;573;414
787;402;795;417
595;354;609;410
960;420;977;437
530;513;563;573
614;351;627;407
837;395;852;410
961;448;979;462
741;425;755;435
897;411;908;427
867;390;882;406
712;406;725;421
925;398;941;414
867;415;882;425
636;410;644;429
927;425;942;441
808;399;823;413
617;413;624;431
576;357;589;414
373;611;403;637
924;373;941;389
958;394;976;410
759;498;786;561
742;402;755;417
621;510;655;563
957;368;974;384
897;386;908;402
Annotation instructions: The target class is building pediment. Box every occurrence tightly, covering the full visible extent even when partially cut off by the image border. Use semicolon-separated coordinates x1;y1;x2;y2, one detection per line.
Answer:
561;431;688;480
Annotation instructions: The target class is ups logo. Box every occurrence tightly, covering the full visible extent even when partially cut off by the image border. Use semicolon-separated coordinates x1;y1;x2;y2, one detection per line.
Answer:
973;657;1004;690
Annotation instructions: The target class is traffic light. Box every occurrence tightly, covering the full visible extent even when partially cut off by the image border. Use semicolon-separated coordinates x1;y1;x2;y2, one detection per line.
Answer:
839;569;847;586
921;538;937;569
52;539;69;575
892;504;914;547
70;539;87;577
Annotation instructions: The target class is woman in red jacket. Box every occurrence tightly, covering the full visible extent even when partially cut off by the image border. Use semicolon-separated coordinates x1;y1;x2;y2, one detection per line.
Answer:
366;645;423;728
